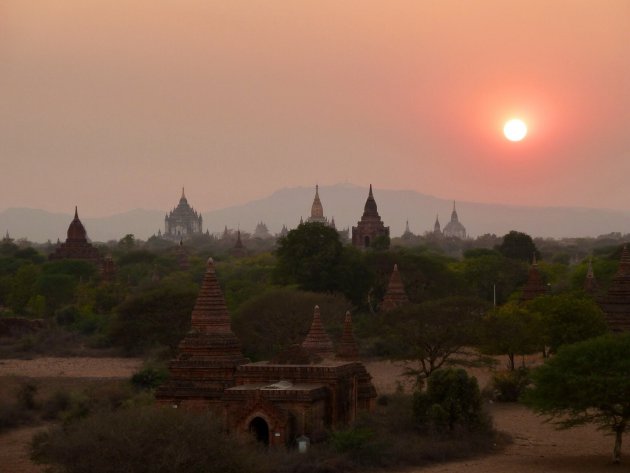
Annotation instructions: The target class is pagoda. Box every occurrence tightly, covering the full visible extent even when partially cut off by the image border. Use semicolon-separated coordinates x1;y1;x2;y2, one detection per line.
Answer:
49;207;101;262
599;245;630;332
336;311;360;361
583;257;598;295
351;185;390;249
301;305;334;359
520;255;547;302
306;185;328;224
381;264;409;312
229;230;247;258
156;257;249;410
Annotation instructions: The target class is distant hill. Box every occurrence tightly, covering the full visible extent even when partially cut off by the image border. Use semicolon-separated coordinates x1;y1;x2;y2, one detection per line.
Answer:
2;184;630;242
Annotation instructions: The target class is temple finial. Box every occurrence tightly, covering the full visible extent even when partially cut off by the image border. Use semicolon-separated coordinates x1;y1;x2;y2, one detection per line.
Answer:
369;184;373;197
181;187;186;199
74;206;78;219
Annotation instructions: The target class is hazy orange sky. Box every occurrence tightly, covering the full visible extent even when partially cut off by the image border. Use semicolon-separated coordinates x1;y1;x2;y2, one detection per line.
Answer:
1;1;628;216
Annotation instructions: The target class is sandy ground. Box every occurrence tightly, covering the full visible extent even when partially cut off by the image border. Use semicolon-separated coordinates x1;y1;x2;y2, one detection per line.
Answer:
0;357;624;473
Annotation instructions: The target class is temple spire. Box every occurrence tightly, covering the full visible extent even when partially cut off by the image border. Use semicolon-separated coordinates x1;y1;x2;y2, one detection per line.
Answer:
302;305;334;358
190;258;233;334
74;206;78;219
381;264;409;312
336;311;360;361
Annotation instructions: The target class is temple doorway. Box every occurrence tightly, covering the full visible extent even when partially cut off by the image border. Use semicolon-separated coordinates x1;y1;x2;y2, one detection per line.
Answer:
249;417;270;445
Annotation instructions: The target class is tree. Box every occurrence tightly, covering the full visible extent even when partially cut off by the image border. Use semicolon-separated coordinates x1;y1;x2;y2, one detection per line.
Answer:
496;230;539;262
275;222;343;293
413;368;488;433
385;297;489;383
524;334;630;464
481;303;542;370
526;294;608;354
232;287;351;360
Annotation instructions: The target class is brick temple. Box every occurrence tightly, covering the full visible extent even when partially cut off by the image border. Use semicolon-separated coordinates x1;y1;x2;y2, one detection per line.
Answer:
599;245;630;332
49;207;101;262
381;264;409;312
520;255;547;302
351;185;389;249
156;258;377;446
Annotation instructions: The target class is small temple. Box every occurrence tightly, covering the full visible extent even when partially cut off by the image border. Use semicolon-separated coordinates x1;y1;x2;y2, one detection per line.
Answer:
157;258;377;446
164;188;203;240
442;201;466;239
351;185;390;249
599;245;630;332
520;255;547;302
433;215;442;235
49;207;101;262
381;264;409;312
253;222;272;239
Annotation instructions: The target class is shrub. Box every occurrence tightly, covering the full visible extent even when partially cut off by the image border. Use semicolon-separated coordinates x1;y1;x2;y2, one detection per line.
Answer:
329;427;373;453
413;368;489;433
492;368;531;402
31;407;270;473
131;363;168;390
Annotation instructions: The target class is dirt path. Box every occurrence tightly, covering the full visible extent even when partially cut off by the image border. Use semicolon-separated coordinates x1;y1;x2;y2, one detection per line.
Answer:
0;426;47;473
0;357;142;378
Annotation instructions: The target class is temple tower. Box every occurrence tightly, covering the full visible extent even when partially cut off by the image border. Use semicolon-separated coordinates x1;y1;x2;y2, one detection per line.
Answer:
351;185;390;249
442;201;466;239
381;264;410;312
520;255;547;302
336;311;360;361
164;188;203;240
307;185;328;224
433;215;442;235
49;207;101;262
230;230;247;258
156;258;249;409
301;305;334;359
583;257;598;294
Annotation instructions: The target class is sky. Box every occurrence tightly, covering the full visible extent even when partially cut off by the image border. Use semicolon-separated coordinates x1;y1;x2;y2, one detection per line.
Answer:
1;1;629;217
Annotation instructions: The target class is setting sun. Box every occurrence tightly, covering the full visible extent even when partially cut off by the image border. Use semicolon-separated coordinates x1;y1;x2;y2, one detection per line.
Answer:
503;119;528;142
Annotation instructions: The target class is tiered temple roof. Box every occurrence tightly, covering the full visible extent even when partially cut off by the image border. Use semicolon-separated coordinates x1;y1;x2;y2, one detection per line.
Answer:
599;245;630;332
336;311;360;361
307;185;328;224
156;258;249;407
381;264;409;312
520;255;547;302
230;230;247;258
164;188;203;240
351;185;390;249
301;305;334;359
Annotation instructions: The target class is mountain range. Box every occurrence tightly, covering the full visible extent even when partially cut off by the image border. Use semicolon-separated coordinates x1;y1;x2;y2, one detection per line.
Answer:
2;184;630;242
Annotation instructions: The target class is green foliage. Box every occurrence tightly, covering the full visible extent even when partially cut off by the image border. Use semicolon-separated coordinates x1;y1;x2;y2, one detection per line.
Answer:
524;333;630;463
42;260;97;281
329;427;374;453
526;294;608;353
496;230;539;262
413;368;487;433
31;407;270;473
369;297;489;380
217;253;277;311
232;287;351;360
36;273;77;316
481;303;541;370
131;362;169;390
491;368;531;402
455;250;528;304
8;263;40;313
109;283;197;354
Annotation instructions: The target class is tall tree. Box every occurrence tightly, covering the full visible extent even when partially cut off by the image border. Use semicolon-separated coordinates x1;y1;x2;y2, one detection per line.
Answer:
496;230;539;262
524;334;630;464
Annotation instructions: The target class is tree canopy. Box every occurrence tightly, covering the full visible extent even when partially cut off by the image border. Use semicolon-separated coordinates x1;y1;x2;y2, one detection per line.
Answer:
524;334;630;464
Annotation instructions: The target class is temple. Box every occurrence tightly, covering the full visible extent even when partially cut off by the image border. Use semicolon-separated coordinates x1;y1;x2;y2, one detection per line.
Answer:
49;207;101;262
433;215;442;235
164;188;203;240
351;185;390;249
157;258;377;446
583;257;598;295
253;222;272;239
520;255;547;302
229;230;247;258
306;185;328;224
599;246;630;332
381;264;409;312
442;202;466;239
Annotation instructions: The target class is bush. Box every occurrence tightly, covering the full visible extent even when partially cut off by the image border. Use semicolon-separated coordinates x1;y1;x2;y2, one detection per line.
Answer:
31;407;271;473
492;368;531;402
413;368;489;433
131;363;168;390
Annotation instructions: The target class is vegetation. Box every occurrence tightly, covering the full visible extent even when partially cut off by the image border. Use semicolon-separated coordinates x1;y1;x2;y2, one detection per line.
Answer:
524;334;630;464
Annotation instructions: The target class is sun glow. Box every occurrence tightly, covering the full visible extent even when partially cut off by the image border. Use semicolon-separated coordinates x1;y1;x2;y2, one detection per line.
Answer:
503;119;528;141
